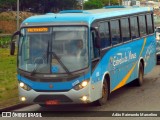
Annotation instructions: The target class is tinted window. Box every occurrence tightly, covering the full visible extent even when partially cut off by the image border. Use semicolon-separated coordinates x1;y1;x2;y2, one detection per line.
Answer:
139;15;147;36
130;17;139;39
110;20;121;45
99;22;111;48
91;31;99;59
146;14;154;34
157;28;160;32
121;18;130;42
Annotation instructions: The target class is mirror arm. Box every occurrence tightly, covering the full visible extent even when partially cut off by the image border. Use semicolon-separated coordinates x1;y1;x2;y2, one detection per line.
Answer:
11;31;20;42
10;31;20;55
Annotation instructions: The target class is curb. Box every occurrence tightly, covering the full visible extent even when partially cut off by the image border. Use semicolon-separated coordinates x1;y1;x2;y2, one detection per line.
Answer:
0;104;32;112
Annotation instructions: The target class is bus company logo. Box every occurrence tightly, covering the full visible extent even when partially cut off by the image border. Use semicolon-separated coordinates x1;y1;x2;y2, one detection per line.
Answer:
49;84;53;88
111;51;136;67
145;41;156;61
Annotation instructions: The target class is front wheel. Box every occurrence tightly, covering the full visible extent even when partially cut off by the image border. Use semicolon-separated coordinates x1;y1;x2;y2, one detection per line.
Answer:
95;80;109;106
135;62;144;86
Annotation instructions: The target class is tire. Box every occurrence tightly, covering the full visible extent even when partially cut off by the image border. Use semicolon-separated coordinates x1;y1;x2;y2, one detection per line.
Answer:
135;62;144;86
94;80;109;106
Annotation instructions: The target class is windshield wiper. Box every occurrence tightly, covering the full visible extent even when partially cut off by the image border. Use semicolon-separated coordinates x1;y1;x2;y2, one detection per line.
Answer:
31;41;71;75
51;51;71;75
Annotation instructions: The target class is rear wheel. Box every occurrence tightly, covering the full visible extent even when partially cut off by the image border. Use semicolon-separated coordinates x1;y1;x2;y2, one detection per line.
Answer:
95;80;109;106
135;62;144;86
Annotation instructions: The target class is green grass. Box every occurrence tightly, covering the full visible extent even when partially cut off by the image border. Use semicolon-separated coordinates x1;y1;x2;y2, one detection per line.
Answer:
0;48;19;109
0;36;11;47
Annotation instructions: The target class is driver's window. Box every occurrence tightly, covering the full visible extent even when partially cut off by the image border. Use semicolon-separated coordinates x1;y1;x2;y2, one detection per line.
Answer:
23;37;30;60
91;32;94;59
91;30;99;59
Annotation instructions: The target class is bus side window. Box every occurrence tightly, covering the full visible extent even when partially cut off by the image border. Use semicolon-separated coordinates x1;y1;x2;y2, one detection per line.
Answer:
138;15;147;37
91;31;99;59
99;22;111;48
146;14;154;34
121;18;131;42
110;20;121;45
130;16;139;39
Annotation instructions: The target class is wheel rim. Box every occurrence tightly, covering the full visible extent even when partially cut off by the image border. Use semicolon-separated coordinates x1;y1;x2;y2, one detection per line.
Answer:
101;81;108;102
102;84;107;98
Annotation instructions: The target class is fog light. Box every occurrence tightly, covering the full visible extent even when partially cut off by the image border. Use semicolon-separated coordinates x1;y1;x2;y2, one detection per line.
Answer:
20;97;26;102
81;96;88;101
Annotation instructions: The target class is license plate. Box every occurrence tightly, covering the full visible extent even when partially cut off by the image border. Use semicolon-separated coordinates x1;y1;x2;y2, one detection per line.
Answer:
45;100;59;105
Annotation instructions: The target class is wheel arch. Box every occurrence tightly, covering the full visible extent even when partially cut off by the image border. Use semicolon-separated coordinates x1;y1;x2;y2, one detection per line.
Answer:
138;57;145;71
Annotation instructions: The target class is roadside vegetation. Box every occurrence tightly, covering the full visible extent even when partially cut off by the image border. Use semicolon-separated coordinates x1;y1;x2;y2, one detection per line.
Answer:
0;48;19;109
0;11;36;34
0;11;35;109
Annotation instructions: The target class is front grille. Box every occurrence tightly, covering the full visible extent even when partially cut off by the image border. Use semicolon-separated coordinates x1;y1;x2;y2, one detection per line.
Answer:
24;75;79;82
33;95;73;103
34;89;70;92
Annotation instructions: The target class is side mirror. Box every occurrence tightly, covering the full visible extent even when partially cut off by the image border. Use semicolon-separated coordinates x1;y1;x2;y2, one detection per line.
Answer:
10;41;15;55
10;31;20;55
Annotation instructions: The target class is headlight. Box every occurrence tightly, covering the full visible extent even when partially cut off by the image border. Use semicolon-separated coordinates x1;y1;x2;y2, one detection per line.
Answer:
156;36;160;40
19;82;31;91
74;80;89;90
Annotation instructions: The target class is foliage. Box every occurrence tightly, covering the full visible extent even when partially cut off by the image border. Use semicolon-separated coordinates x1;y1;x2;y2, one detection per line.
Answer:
101;0;120;6
0;36;11;48
0;48;19;109
0;0;78;13
0;0;16;10
0;0;122;12
84;0;104;9
0;29;3;34
84;0;120;10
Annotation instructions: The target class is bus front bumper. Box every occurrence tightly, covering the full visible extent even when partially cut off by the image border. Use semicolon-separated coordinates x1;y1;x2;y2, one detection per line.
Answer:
18;85;91;105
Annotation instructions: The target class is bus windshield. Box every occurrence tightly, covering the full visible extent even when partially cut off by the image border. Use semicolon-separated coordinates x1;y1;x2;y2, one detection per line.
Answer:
18;26;88;74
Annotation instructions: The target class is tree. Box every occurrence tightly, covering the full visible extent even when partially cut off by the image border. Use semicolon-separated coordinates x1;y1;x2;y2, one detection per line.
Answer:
84;0;120;10
100;0;120;6
0;0;16;10
84;0;104;10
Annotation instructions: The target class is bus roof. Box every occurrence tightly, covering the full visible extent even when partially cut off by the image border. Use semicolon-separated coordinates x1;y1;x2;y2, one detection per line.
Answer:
22;6;153;27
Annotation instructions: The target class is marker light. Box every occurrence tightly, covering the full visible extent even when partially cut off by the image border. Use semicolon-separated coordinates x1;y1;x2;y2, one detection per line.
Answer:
20;97;26;102
19;82;31;91
74;80;89;90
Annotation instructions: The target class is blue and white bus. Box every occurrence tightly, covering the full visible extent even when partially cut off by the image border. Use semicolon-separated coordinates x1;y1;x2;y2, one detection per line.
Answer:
10;6;156;106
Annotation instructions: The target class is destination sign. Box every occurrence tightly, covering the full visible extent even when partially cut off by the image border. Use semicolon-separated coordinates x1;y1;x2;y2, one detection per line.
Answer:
27;28;48;33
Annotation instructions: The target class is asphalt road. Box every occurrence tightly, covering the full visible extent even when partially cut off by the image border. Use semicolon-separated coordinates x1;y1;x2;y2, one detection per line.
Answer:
1;64;160;119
